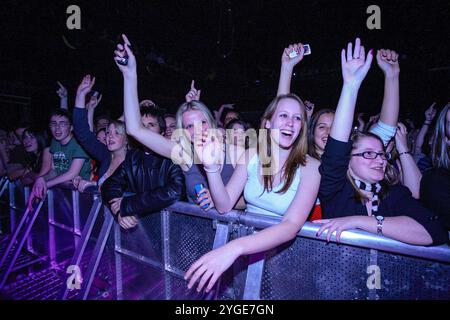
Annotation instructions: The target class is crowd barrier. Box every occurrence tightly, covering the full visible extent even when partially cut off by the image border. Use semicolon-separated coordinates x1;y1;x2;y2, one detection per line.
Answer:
0;178;449;300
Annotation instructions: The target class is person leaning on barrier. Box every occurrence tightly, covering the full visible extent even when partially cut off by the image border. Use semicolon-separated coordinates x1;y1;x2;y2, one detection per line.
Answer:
100;105;186;230
184;41;321;293
72;75;128;193
8;128;50;186
314;38;448;246
27;109;92;210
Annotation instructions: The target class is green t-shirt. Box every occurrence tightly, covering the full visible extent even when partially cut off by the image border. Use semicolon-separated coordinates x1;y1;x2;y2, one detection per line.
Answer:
49;137;92;180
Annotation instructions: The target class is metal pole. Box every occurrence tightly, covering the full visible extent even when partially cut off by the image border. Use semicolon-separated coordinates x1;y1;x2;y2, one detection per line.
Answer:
72;190;81;248
114;221;123;300
8;181;15;233
47;190;57;268
79;208;114;300
61;196;102;300
0;199;45;288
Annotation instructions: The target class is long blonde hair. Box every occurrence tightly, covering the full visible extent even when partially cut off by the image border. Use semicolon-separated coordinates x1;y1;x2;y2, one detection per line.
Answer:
259;93;308;194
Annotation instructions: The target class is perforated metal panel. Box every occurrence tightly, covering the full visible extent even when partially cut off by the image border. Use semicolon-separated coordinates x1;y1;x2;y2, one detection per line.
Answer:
168;213;216;273
261;236;370;300
118;212;163;264
376;251;450;300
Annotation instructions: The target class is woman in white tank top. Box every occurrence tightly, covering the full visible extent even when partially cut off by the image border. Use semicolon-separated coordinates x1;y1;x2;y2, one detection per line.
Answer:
185;43;322;290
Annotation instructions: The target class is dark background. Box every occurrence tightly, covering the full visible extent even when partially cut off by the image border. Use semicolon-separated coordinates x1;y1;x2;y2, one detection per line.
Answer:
0;0;449;130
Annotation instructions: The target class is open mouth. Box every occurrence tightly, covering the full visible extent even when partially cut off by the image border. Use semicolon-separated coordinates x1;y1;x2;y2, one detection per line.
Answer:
371;166;384;173
280;129;293;137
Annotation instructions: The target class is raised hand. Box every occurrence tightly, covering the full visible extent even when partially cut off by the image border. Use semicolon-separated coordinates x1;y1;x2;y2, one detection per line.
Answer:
76;75;96;97
341;38;373;88
395;122;410;154
86;93;103;111
185;80;201;102
194;130;224;171
114;34;136;77
56;81;68;99
376;49;400;78
424;102;437;123
304;100;315;120
281;43;305;68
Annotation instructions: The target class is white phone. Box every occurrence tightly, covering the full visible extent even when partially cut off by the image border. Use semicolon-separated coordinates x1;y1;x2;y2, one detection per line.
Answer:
289;44;311;58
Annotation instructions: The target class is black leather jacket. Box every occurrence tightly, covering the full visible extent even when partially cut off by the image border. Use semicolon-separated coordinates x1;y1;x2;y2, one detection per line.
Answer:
101;149;185;218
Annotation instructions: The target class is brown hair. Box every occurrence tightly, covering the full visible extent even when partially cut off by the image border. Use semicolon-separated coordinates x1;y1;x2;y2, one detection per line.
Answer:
259;94;308;194
307;108;335;160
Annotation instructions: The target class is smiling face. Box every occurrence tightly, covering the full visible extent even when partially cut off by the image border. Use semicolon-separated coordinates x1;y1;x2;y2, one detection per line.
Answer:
22;132;39;153
142;114;162;134
265;98;303;150
106;123;127;152
314;112;334;155
349;136;387;184
182;109;210;141
96;130;107;145
164;116;176;139
49;115;72;143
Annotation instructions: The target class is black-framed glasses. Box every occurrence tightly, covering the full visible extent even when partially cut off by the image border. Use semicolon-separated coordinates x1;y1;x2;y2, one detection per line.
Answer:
352;151;391;160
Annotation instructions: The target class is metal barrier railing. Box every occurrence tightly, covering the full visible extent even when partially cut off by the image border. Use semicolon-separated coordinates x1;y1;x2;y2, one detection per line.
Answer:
0;181;449;300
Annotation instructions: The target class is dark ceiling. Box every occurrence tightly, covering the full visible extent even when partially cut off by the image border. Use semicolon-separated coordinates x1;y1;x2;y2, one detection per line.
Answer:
0;0;449;128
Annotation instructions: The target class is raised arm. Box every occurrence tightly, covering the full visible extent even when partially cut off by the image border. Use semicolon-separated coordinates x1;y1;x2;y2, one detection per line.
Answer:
86;93;102;132
415;102;436;155
185;80;201;102
114;34;175;158
57;81;68;110
277;43;305;96
377;49;400;127
331;38;373;142
395;123;422;199
73;76;110;162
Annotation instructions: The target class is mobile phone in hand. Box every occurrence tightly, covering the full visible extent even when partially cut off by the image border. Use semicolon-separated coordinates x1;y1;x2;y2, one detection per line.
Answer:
289;44;311;58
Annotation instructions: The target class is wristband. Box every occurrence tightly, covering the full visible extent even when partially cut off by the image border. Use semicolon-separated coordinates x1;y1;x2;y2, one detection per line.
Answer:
204;165;221;173
399;151;411;157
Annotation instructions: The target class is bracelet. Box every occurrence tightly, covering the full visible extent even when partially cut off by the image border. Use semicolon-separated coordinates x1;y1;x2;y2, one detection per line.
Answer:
399;151;411;157
204;165;221;173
